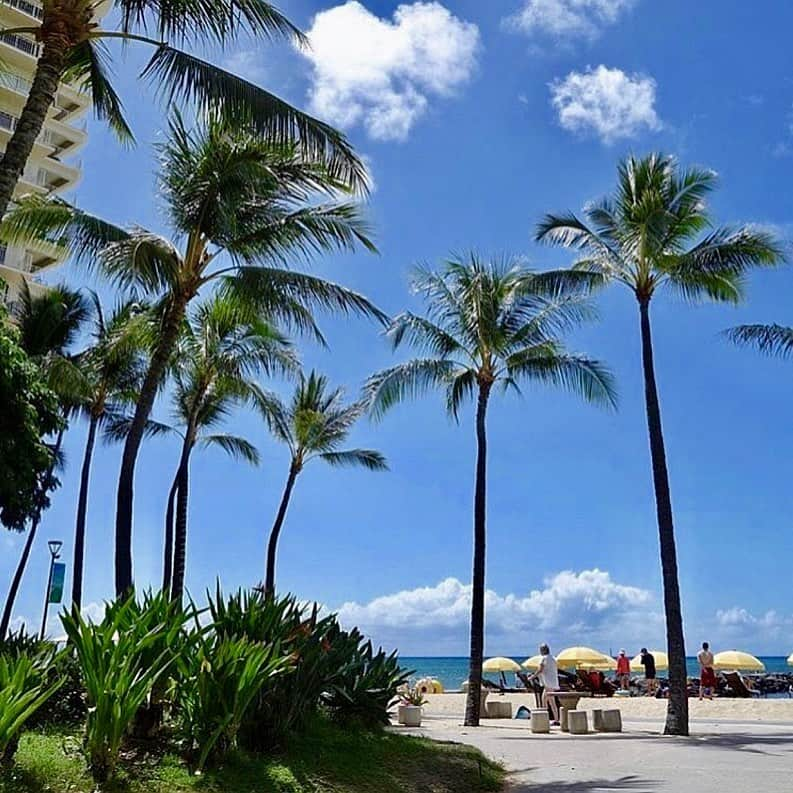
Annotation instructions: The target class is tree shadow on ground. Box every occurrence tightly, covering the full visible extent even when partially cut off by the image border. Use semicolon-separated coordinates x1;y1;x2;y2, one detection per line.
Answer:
508;775;658;792
655;732;793;756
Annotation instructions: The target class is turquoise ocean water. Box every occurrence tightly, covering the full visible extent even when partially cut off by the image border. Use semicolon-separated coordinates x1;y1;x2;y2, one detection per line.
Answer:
400;656;792;691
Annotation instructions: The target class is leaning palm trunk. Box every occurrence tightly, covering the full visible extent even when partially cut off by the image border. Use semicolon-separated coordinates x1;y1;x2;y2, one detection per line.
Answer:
162;470;179;593
71;414;99;609
0;427;65;639
464;383;490;726
0;36;71;218
116;297;189;595
264;463;299;597
638;300;688;736
170;437;193;604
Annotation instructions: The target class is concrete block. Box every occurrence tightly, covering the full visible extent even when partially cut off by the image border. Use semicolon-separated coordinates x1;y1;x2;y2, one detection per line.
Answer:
568;710;589;735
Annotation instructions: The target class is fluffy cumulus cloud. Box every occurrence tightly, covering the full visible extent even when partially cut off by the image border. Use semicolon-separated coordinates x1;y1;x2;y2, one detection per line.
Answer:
337;569;659;655
506;0;637;40
550;65;661;143
713;607;793;653
301;1;480;142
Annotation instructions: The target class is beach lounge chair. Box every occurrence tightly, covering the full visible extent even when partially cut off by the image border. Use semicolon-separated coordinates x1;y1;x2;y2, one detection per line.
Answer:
723;671;761;698
576;669;616;697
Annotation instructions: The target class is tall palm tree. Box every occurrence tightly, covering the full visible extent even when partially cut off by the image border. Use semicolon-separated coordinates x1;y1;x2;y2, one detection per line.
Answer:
363;254;616;726
156;295;297;602
0;0;365;219
1;114;384;596
69;292;148;610
260;371;388;597
535;153;784;736
0;283;89;639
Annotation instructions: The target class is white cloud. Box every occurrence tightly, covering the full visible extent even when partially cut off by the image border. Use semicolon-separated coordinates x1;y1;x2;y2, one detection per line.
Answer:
301;1;480;142
506;0;637;40
337;569;659;655
550;65;662;143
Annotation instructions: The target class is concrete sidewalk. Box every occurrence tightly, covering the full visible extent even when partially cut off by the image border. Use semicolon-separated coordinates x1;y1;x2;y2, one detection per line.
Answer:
400;714;793;792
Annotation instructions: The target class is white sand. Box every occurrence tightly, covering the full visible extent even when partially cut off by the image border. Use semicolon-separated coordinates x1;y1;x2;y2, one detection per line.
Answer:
423;692;793;722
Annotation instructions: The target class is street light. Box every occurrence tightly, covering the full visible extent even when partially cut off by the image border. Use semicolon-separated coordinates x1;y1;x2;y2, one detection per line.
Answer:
40;540;63;640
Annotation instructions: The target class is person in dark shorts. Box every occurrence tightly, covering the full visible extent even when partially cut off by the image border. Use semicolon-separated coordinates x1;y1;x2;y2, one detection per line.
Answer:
640;648;657;696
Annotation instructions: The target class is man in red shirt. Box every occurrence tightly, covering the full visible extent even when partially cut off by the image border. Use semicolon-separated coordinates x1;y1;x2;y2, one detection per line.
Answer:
616;649;631;690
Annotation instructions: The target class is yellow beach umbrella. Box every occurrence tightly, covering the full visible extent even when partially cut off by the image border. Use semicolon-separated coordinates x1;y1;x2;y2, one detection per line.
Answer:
712;650;765;672
787;653;793;667
522;655;543;671
556;646;616;670
630;650;669;671
482;656;521;673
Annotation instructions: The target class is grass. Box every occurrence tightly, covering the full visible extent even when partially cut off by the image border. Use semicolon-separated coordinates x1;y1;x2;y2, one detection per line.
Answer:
0;721;504;793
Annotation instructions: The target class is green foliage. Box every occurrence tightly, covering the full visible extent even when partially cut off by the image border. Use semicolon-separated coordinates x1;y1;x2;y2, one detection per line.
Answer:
60;594;184;782
0;652;61;765
175;630;291;771
0;312;62;530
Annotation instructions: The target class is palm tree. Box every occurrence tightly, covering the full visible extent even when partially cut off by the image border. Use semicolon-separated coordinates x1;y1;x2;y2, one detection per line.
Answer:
535;153;784;736
69;292;148;610
157;295;297;602
0;283;89;639
1;113;384;596
363;254;616;726
0;0;366;219
260;371;388;597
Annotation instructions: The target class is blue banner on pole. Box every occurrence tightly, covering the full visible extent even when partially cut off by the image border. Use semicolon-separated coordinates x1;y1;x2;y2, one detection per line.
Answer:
49;562;65;603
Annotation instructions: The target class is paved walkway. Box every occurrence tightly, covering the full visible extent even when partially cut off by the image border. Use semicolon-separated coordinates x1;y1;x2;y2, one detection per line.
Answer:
400;713;793;792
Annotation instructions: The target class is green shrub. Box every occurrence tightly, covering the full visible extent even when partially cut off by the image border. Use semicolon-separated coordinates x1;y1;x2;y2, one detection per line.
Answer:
26;649;85;728
175;631;291;771
61;594;184;783
0;652;61;765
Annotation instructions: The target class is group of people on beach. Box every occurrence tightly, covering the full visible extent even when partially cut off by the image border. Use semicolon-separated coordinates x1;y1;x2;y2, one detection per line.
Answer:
526;640;721;719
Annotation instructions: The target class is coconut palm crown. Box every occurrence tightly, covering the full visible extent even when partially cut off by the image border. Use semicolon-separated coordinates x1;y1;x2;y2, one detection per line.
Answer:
261;370;388;596
0;113;383;597
535;152;785;737
363;253;617;727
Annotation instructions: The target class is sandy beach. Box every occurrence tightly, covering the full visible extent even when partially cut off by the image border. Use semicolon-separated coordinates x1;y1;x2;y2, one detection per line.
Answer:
423;692;793;723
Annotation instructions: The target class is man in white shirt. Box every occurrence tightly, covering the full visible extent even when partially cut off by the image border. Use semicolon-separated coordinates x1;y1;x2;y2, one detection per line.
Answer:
532;643;560;725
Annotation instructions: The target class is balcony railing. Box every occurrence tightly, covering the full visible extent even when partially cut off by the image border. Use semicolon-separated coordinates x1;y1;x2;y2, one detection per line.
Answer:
0;32;41;57
1;0;43;19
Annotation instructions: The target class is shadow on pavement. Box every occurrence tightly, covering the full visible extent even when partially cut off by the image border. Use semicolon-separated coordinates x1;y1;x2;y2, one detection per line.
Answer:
508;774;659;792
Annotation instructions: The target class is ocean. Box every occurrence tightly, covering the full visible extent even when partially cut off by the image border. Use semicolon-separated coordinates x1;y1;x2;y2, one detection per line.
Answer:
400;656;792;691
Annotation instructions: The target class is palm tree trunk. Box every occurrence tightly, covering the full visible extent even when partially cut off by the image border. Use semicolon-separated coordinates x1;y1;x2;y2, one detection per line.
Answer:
264;462;299;597
0;35;69;218
115;296;188;596
71;414;98;610
464;381;491;727
162;468;179;593
170;437;193;604
638;298;689;737
0;427;65;640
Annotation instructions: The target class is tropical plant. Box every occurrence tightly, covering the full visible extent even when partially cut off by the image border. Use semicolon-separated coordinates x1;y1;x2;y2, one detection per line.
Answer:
364;254;616;726
1;114;383;597
61;594;184;782
0;285;89;640
0;307;62;533
399;686;428;707
0;0;366;220
259;371;388;596
535;152;784;735
69;294;149;610
726;323;793;360
152;295;296;602
0;651;62;765
175;630;291;771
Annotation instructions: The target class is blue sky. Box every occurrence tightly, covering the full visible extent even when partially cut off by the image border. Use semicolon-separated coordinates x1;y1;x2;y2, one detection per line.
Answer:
4;0;793;655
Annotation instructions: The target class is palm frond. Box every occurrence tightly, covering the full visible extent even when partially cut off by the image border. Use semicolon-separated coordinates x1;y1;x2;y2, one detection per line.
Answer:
317;449;388;471
199;433;260;465
724;324;793;359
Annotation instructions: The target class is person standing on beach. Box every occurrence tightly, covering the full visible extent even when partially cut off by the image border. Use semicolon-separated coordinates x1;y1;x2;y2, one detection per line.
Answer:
616;649;631;690
698;641;716;700
640;648;657;696
531;643;561;725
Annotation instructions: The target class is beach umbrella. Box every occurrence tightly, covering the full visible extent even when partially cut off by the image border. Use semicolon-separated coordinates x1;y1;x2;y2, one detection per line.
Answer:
522;655;543;671
483;656;521;688
787;653;793;667
556;646;616;670
712;650;765;672
630;650;669;671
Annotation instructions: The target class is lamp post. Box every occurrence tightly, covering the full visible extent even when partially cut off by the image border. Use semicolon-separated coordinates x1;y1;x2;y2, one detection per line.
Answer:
40;540;62;640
